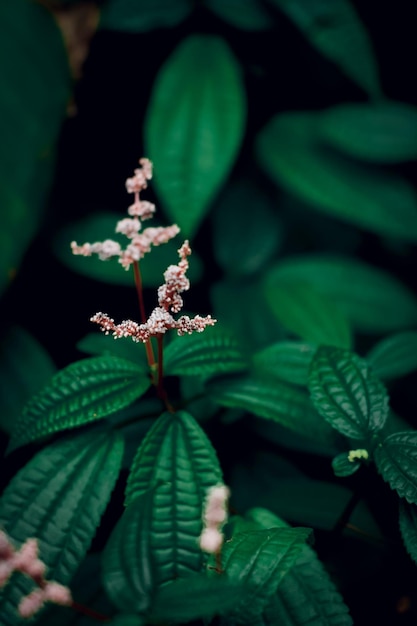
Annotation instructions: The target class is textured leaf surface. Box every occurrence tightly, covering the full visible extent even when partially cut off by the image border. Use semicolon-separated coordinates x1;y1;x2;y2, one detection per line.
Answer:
253;341;315;386
0;431;124;626
269;0;380;96
164;326;247;378
125;411;223;586
256;112;417;242
308;346;389;439
9;357;149;451
367;332;417;380
399;500;417;566
0;327;56;434
265;254;417;333
374;432;417;505
221;527;312;623
100;0;192;31
209;374;338;447
145;35;246;237
206;0;273;30
320;101;417;163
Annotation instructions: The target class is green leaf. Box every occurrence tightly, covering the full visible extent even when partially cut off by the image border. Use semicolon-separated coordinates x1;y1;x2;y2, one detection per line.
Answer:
320;101;417;163
209;373;338;447
55;212;202;286
263;278;352;349
374;432;417;505
164;326;247;378
145;35;246;237
0;0;69;297
221;527;312;623
269;0;380;96
125;411;223;585
150;574;243;623
399;500;417;566
308;346;389;439
77;332;149;368
331;452;362;477
265;254;417;334
206;0;273;30
212;180;284;277
100;0;192;31
252;341;315;386
9;356;150;451
0;327;56;434
367;332;417;380
102;490;155;614
256;112;417;242
0;431;124;626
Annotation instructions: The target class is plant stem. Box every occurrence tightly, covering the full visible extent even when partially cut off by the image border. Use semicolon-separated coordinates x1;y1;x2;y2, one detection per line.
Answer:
133;260;155;372
156;334;175;413
71;601;111;622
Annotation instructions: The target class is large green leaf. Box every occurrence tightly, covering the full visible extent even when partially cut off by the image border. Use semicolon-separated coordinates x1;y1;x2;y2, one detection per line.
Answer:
0;327;56;434
208;373;339;448
263;278;352;348
252;341;315;387
374;432;417;505
9;356;150;451
268;0;380;96
367;332;417;380
220;527;312;623
164;326;247;378
0;431;124;626
308;346;389;439
399;500;417;566
265;255;417;334
145;35;246;237
0;1;69;297
100;0;192;31
125;411;223;586
320;101;417;163
256;112;417;242
206;0;273;30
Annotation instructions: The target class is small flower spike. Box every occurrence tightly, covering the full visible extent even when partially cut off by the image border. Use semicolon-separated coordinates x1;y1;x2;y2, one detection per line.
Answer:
199;485;230;554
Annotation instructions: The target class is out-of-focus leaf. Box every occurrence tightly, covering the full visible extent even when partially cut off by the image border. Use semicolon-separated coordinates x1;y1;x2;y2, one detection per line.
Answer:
0;0;69;297
100;0;192;32
320;101;417;163
212;180;284;277
256;112;417;242
9;357;150;451
76;332;149;369
308;346;389;439
55;213;202;286
0;431;124;626
252;341;315;386
399;500;417;566
332;452;362;477
375;432;417;505
367;332;417;380
206;0;273;30
265;254;417;333
0;327;56;434
145;35;246;237
269;0;380;96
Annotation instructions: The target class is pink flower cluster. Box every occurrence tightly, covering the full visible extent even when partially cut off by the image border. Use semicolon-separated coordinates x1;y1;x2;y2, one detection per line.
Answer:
91;241;216;342
71;158;180;270
199;485;230;554
0;531;72;619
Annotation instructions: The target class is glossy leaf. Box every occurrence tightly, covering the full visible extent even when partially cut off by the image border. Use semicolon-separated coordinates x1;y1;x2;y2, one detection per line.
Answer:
102;490;154;613
9;356;150;451
125;411;223;585
374;432;417;505
308;346;389;439
206;0;273;30
145;35;246;237
221;527;312;623
0;1;69;297
164;326;247;378
399;500;417;566
269;0;380;96
0;431;124;626
100;0;192;31
209;373;338;447
367;332;417;380
263;278;352;349
252;341;315;386
256;112;417;242
265;254;417;333
0;327;56;434
320;101;417;163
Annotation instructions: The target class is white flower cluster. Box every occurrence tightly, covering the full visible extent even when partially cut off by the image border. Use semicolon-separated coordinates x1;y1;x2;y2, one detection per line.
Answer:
199;484;230;554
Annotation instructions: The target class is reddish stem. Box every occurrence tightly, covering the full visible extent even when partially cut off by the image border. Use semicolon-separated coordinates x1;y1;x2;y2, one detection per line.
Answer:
71;601;111;622
157;333;175;413
133;260;155;371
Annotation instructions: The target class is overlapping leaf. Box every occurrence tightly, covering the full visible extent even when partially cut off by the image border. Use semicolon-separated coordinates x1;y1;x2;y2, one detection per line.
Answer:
308;346;389;439
0;431;124;625
145;35;246;237
399;500;417;566
100;0;192;31
253;341;315;386
374;432;417;505
367;332;417;380
9;356;150;451
206;0;273;30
